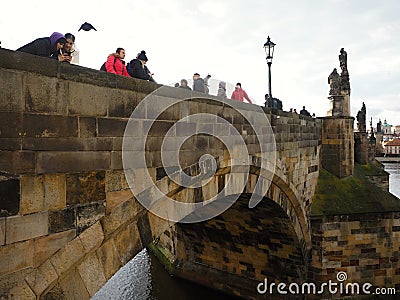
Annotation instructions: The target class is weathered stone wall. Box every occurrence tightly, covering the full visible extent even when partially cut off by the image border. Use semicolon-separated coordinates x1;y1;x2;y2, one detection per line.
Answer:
0;48;321;298
309;212;400;298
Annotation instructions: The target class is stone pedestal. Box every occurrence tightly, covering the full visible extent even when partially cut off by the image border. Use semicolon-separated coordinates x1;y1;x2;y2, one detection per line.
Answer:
354;132;368;165
320;117;354;178
341;90;351;116
368;136;377;163
327;95;345;117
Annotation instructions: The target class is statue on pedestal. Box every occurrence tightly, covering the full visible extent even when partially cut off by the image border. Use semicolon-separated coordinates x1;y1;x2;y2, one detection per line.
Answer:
339;48;350;91
328;68;341;95
356;102;366;132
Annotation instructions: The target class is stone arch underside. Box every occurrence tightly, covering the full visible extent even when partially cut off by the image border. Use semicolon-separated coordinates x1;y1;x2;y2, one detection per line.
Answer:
163;195;307;299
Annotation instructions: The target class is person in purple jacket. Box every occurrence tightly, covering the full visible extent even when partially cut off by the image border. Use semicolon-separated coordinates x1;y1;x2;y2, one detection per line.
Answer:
17;32;68;61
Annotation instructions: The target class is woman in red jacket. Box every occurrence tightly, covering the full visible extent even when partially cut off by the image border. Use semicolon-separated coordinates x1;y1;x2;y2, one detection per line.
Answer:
105;47;130;77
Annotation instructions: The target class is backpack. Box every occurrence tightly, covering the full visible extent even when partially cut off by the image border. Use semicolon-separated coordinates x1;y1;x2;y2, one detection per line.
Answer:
100;56;117;72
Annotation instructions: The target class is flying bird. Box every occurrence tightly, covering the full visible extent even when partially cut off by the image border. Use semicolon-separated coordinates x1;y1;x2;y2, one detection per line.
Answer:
78;22;97;32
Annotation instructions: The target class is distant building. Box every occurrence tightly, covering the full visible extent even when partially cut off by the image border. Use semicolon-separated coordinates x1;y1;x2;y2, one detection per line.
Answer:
382;119;392;134
384;138;400;156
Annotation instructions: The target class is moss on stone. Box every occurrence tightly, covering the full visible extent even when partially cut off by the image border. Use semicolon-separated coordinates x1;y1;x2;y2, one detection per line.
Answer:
147;242;175;274
311;163;400;216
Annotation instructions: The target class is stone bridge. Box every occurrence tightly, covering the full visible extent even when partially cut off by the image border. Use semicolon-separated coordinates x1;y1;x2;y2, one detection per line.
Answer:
0;48;323;299
2;47;400;300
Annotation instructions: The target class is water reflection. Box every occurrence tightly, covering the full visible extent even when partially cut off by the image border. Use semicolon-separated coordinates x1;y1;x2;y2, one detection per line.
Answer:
92;248;238;300
92;249;151;300
384;162;400;198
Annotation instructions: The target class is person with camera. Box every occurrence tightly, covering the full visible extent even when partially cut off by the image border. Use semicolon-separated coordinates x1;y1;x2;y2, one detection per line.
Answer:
17;32;66;60
61;33;79;64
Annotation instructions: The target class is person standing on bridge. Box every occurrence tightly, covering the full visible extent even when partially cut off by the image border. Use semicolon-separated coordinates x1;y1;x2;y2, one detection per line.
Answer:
231;83;252;104
193;73;205;93
105;47;130;77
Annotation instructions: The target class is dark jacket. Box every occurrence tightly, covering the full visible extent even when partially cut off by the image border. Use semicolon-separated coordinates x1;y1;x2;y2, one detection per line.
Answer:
17;37;59;59
129;59;151;80
193;78;205;93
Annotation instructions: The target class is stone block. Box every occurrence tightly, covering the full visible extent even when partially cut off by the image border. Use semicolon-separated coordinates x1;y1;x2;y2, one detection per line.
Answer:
0;138;21;150
108;89;139;118
25;260;58;296
0;240;33;276
97;118;128;137
37;151;110;173
7;282;36;300
6;211;48;244
48;207;76;234
79;117;97;138
76;202;106;234
147;120;174;137
105;170;129;192
77;252;107;297
0;177;20;217
23;113;78;138
50;236;85;276
0;112;23;138
68;82;109;116
0;69;24;112
66;171;106;206
0;150;36;174
34;229;76;267
101;198;139;237
96;238;121;279
20;174;66;215
24;75;68;114
79;221;104;254
114;221;143;265
111;151;122;169
58;267;91;300
106;190;133;214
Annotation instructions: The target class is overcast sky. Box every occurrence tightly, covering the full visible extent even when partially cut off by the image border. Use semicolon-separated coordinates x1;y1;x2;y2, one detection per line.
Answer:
1;0;399;126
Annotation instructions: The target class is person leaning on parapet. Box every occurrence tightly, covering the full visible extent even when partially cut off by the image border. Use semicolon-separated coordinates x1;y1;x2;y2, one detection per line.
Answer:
62;33;79;65
217;81;227;98
105;47;130;77
192;73;205;93
299;105;311;117
231;83;252;104
179;79;192;90
128;51;154;81
16;32;69;62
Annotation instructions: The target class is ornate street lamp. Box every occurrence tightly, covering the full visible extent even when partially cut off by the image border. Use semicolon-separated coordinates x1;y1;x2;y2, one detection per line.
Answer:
263;36;275;107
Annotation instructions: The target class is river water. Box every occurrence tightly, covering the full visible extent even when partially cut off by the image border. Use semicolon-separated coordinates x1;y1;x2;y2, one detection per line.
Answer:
93;163;400;300
384;162;400;198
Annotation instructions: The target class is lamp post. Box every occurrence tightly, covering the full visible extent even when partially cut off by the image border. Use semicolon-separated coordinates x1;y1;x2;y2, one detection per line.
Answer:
263;36;275;107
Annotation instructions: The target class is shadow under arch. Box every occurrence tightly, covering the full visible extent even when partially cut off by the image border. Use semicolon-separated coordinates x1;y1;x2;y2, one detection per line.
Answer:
153;155;311;259
157;194;306;299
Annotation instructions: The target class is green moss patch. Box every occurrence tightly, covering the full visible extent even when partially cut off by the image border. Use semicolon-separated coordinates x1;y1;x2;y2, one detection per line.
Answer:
311;163;400;216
